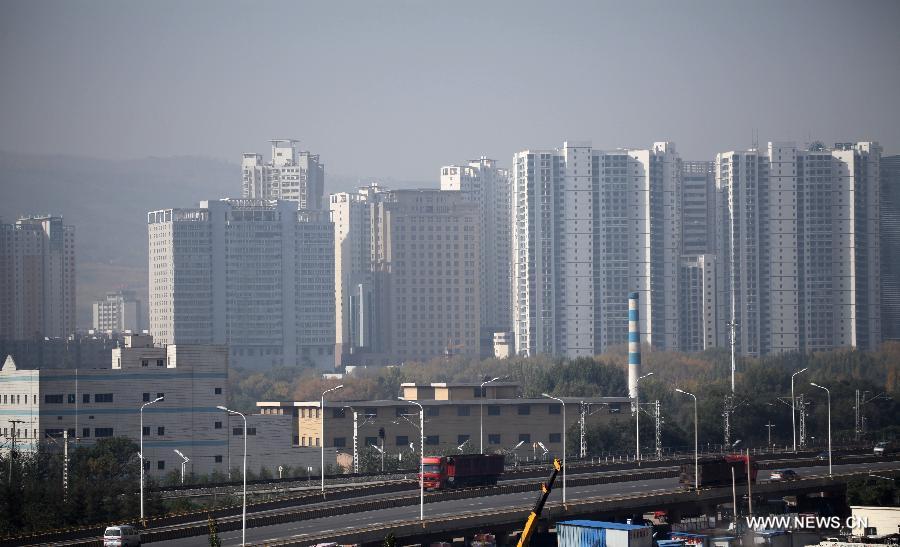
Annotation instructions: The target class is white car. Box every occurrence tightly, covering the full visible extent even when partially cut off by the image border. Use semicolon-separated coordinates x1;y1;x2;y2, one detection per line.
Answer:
103;525;141;547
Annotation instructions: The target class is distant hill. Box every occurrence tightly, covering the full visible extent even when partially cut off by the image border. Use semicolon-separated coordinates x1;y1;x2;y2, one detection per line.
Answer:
0;151;433;329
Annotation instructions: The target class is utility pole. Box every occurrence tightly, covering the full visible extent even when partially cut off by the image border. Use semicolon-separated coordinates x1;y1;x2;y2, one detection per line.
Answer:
854;390;890;442
654;400;662;460
63;429;69;500
579;402;587;459
723;394;733;449
797;394;808;449
352;410;359;474
765;421;775;448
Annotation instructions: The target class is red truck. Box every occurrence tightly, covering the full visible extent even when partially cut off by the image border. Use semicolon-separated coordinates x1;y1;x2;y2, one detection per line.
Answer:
421;454;505;490
679;453;758;488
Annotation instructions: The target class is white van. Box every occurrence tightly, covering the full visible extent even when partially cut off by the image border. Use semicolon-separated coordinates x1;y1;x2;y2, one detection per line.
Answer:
103;525;141;547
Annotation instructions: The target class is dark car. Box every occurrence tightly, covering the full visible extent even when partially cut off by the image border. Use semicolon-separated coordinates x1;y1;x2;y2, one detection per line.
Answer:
815;451;828;461
769;469;798;481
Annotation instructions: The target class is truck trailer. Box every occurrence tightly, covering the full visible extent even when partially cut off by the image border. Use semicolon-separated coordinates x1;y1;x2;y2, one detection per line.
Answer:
680;454;758;488
421;454;505;490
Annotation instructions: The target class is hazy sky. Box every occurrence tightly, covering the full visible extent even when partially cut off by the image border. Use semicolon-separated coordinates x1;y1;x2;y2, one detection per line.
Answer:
2;0;899;181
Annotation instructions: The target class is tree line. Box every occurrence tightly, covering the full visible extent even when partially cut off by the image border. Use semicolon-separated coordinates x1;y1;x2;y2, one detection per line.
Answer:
231;342;900;457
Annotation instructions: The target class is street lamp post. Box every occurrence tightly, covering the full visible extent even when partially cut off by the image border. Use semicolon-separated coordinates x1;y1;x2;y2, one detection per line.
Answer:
140;396;164;522
791;367;808;452
480;377;502;454
636;372;654;461
675;388;699;492
541;393;566;505
173;449;190;485
400;397;424;521
810;382;832;476
217;406;247;546
320;385;344;492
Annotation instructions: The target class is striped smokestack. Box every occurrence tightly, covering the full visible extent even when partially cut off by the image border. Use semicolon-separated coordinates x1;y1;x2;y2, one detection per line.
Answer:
628;292;641;406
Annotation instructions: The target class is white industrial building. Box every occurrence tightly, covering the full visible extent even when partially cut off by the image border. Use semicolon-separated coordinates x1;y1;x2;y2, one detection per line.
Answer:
0;334;327;479
511;141;682;357
148;199;335;370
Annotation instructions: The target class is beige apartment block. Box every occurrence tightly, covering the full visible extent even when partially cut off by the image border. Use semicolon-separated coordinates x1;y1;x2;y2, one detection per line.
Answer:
257;382;632;462
370;190;482;362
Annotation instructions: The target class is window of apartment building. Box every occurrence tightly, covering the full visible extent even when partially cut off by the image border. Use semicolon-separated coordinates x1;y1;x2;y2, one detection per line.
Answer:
94;394;113;403
215;387;222;395
157;359;165;367
142;426;150;436
233;427;244;436
45;394;63;404
247;428;256;436
214;421;222;429
141;359;149;367
457;406;470;417
157;461;165;470
66;428;75;438
67;394;76;404
488;434;501;445
517;404;530;415
549;433;561;443
519;433;531;443
315;437;320;447
487;405;500;416
82;428;90;438
156;393;164;400
548;404;561;415
425;435;440;446
215;455;223;463
426;406;439;417
95;428;114;437
332;408;345;419
83;394;90;404
143;393;150;402
364;436;378;447
45;428;63;438
143;461;150;471
457;434;470;446
333;437;346;448
396;435;409;446
395;407;408;417
364;408;377;418
157;427;165;436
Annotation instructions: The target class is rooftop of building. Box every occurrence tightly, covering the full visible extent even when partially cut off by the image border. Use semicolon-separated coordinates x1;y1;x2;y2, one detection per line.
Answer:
399;381;520;388
257;396;633;408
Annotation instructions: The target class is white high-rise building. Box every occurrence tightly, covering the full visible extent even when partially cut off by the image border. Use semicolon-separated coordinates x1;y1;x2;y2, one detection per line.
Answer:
715;141;881;355
679;254;718;352
681;161;716;256
92;290;142;333
148;199;335;370
0;215;75;340
242;139;325;210
511;141;682;358
441;157;512;351
329;183;387;363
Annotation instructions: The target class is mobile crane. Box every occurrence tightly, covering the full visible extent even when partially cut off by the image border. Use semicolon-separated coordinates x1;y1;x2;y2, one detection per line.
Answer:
516;458;562;547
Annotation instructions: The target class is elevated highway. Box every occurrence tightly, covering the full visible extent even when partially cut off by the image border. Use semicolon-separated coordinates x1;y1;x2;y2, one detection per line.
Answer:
151;460;899;547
